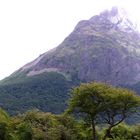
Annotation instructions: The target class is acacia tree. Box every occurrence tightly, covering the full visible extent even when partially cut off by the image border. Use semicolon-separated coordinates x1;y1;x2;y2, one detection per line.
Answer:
101;88;140;140
66;82;112;140
66;82;140;140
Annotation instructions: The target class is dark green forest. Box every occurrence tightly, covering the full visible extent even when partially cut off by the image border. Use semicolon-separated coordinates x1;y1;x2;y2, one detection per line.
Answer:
0;82;140;140
0;72;71;115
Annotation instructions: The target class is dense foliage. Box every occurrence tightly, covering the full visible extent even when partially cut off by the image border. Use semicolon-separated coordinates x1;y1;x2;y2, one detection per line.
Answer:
66;82;140;140
0;109;140;140
0;72;70;115
0;82;139;140
0;70;140;117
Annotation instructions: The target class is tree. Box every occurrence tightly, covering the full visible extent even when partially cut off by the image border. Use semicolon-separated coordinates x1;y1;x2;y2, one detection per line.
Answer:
101;88;140;140
66;82;140;140
16;123;32;140
108;123;133;140
0;108;10;140
66;82;112;140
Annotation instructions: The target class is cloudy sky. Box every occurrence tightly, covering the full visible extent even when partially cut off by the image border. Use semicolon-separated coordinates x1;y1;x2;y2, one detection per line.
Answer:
0;0;140;80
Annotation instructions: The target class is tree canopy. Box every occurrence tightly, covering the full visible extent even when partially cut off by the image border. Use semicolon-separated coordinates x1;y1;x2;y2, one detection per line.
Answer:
66;82;140;140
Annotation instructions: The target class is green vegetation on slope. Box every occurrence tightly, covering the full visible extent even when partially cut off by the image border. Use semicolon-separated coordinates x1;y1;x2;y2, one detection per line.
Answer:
0;72;70;115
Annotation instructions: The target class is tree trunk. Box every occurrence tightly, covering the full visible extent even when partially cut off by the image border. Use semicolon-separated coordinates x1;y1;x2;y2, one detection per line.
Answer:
102;126;112;140
91;118;96;140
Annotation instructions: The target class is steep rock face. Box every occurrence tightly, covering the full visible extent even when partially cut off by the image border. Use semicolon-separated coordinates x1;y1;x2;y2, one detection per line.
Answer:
13;7;140;86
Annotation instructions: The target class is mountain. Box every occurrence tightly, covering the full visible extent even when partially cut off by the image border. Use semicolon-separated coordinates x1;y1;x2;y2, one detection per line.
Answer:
1;7;140;114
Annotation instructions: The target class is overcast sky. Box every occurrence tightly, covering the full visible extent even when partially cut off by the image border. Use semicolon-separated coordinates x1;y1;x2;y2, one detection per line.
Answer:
0;0;140;80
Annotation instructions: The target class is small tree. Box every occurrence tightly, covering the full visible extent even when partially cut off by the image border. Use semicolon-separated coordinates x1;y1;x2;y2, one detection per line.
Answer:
66;82;140;140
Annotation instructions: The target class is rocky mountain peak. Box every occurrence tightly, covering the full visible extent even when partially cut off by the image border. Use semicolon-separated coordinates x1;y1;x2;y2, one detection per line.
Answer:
75;7;137;34
92;7;137;32
2;7;140;86
100;7;128;20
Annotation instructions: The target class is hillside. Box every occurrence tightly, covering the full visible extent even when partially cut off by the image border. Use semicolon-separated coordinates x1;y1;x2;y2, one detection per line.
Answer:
1;7;140;114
